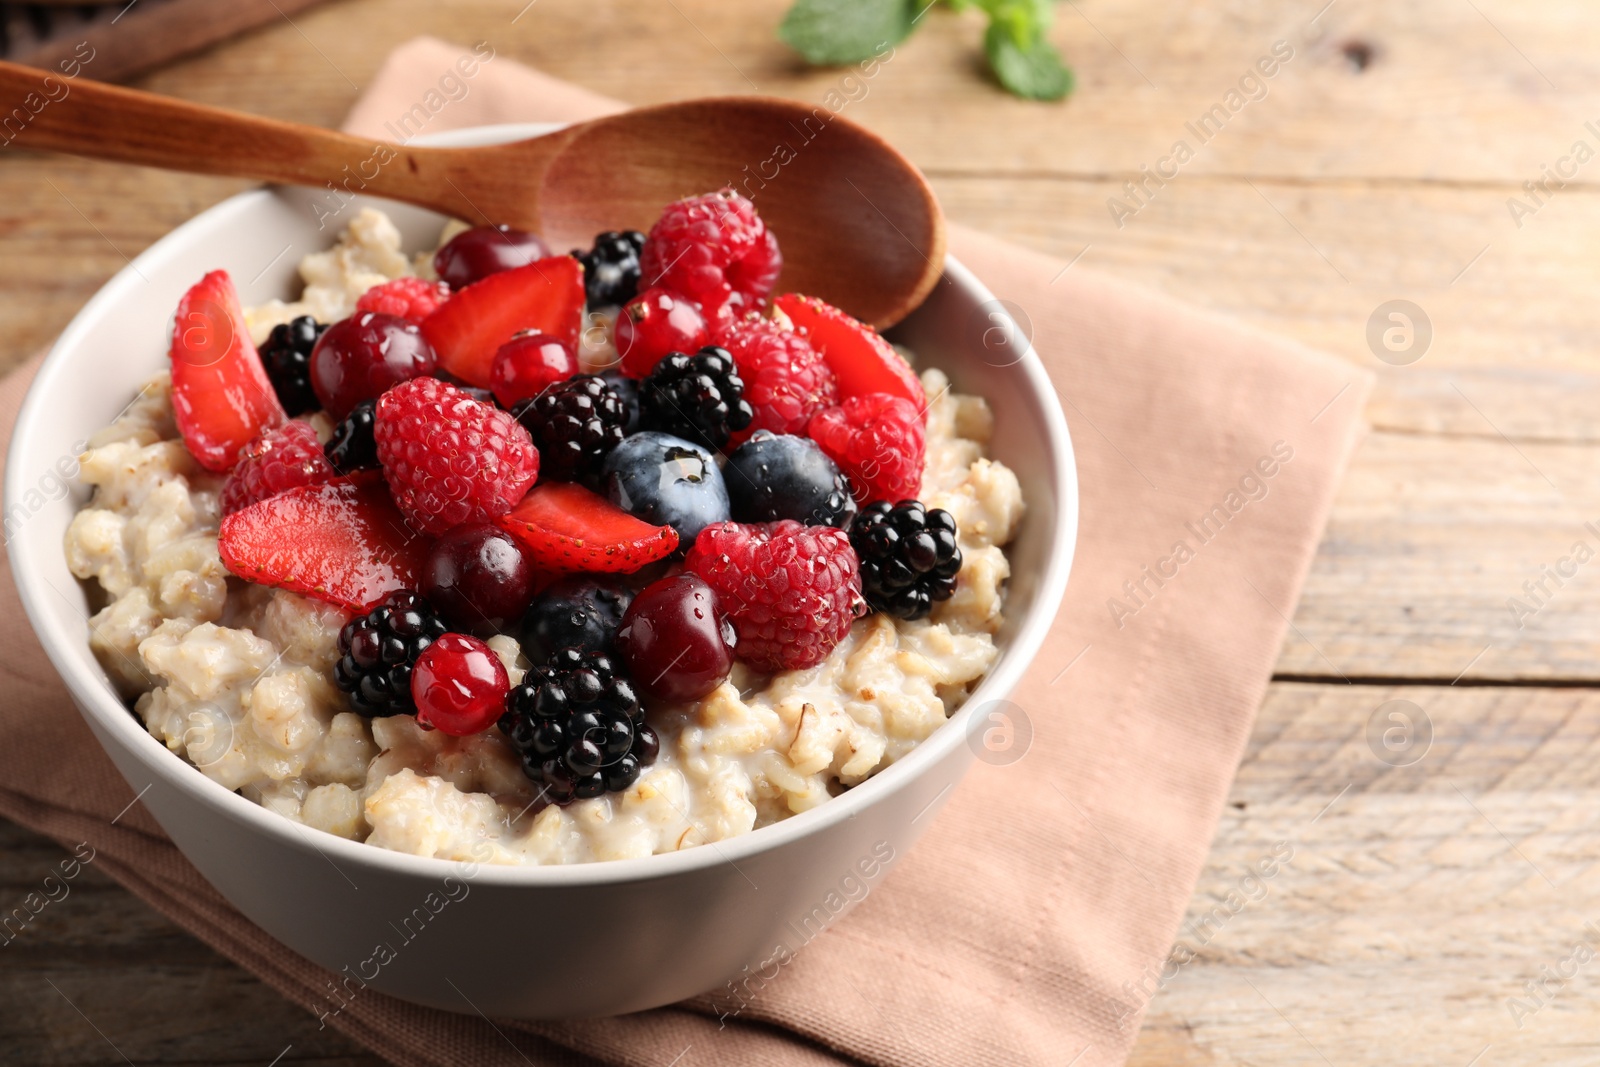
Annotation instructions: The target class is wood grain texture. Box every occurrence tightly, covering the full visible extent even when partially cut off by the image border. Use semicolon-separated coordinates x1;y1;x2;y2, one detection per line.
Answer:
0;0;1596;1064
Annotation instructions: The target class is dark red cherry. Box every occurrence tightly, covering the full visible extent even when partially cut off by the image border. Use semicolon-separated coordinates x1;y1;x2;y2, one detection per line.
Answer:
412;633;509;736
433;225;551;290
309;311;436;419
615;574;736;704
421;523;540;637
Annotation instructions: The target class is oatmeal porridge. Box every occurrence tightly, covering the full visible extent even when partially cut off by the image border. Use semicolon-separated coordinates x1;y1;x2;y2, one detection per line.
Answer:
64;192;1023;866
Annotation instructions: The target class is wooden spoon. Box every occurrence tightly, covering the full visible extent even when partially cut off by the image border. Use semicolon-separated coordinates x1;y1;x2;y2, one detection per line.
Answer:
0;61;944;327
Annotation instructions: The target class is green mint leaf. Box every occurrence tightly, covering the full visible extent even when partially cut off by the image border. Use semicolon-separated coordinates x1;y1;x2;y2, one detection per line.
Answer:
779;0;917;66
984;21;1074;100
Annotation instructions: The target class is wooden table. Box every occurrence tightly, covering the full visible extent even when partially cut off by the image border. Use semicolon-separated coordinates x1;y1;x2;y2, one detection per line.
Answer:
1;1;1594;1063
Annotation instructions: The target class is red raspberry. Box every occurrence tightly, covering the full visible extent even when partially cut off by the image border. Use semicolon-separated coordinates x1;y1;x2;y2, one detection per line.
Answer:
375;377;540;535
714;317;837;441
356;277;451;323
220;420;336;515
639;189;783;317
808;393;925;504
684;520;862;673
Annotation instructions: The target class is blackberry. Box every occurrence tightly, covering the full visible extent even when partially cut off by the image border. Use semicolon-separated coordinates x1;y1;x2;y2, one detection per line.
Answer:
258;315;326;416
499;648;659;803
575;230;646;308
638;346;753;452
600;370;642;434
724;431;856;528
324;398;378;474
332;590;448;717
850;501;962;621
512;374;628;483
520;576;633;661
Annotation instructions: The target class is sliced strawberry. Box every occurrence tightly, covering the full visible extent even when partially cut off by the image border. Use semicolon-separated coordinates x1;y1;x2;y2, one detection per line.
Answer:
774;293;925;415
218;476;427;611
420;256;584;387
495;482;678;574
169;270;287;470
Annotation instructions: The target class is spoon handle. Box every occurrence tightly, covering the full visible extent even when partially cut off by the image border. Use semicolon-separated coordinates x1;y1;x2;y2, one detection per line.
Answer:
0;60;488;219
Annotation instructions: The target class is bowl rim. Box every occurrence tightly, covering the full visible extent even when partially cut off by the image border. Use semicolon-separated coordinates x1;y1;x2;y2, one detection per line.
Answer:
6;121;1078;886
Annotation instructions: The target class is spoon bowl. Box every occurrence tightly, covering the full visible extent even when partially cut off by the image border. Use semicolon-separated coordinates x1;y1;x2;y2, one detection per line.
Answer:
0;62;944;326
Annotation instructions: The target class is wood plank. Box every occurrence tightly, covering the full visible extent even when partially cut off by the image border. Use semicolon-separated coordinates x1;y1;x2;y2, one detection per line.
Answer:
1284;429;1600;682
1130;683;1600;1066
0;819;383;1065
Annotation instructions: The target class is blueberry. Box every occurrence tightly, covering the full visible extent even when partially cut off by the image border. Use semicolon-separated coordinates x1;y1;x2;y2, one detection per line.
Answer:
520;576;634;661
601;432;729;550
601;370;643;434
724;431;857;528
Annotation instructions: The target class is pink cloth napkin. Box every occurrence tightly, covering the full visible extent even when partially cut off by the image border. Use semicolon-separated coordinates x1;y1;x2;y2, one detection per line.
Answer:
0;36;1371;1067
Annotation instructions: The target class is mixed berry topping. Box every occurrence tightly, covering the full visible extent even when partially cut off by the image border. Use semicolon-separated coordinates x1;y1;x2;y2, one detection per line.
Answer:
685;520;863;673
169;269;286;471
355;277;450;324
220;420;336;516
714;317;838;440
808;393;925;504
500;648;658;802
576;230;646;308
334;590;449;717
323;398;379;475
411;632;510;736
851;501;962;621
310;311;437;420
420;522;539;638
489;331;578;408
723;431;856;528
616;574;736;704
520;575;634;661
615;287;708;378
183;186;965;801
512;374;628;484
601;432;730;550
421;256;585;387
638;346;754;452
433;224;550;290
257;315;326;417
639;189;782;317
374;377;539;535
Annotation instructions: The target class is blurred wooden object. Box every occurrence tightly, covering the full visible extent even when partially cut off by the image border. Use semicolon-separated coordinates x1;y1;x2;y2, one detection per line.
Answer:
0;0;330;83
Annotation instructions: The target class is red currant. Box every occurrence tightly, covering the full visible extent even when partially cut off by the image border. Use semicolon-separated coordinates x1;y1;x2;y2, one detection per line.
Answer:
614;287;707;378
411;632;510;736
310;311;436;419
434;224;551;290
615;574;736;704
489;332;579;408
421;523;541;638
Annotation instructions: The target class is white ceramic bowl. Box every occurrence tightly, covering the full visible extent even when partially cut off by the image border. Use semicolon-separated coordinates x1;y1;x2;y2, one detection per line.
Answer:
5;124;1076;1018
